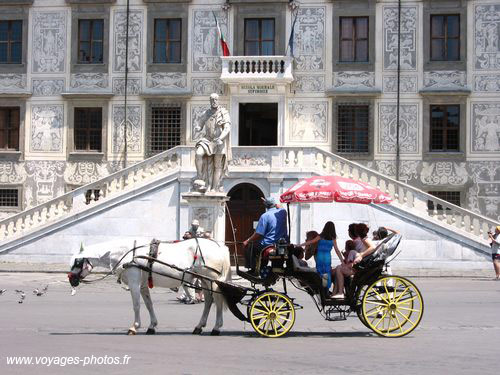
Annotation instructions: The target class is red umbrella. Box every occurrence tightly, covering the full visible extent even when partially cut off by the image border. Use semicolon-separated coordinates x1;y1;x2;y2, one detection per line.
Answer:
280;176;392;204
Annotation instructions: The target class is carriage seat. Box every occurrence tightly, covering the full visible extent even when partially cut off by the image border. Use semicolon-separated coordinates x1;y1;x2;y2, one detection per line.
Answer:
291;255;316;273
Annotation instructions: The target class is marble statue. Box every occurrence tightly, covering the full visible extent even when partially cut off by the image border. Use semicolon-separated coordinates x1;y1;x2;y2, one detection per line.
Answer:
193;93;232;192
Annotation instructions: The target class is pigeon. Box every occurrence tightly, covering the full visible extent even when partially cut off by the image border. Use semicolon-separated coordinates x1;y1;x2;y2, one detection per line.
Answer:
15;290;26;304
33;285;48;296
0;289;6;295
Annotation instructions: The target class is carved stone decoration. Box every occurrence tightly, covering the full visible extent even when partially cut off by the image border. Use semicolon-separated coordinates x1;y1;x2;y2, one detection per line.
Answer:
383;6;417;71
192;10;228;72
423;71;466;90
474;5;500;70
473;74;500;92
192;78;224;96
382;75;418;93
0;162;26;184
24;161;66;206
293;74;325;93
112;77;142;95
468;161;500;220
32;11;67;73
420;162;469;186
32;78;65;96
294;7;325;71
146;73;187;89
70;73;108;90
289;101;328;142
378;104;418;154
333;71;375;89
30;105;64;152
113;9;143;73
471;103;500;153
0;74;26;90
191;104;210;142
64;162;108;185
371;160;419;183
228;153;270;167
112;105;142;153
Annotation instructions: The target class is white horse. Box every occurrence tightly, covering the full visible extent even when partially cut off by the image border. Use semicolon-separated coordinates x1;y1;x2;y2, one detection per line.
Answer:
68;238;231;335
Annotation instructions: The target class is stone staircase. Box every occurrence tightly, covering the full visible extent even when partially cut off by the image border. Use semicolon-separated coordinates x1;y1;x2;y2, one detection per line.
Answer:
0;145;497;260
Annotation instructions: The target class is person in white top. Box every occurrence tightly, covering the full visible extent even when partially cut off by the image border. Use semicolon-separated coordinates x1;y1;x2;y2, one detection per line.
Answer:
488;226;500;280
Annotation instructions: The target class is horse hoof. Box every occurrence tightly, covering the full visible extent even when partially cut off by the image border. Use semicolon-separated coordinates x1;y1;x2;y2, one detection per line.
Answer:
210;329;220;336
192;327;202;335
127;329;136;336
146;328;156;335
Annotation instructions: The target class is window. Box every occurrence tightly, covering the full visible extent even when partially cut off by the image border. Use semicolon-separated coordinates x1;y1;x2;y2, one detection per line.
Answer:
0;188;19;208
430;105;460;152
427;191;461;210
337;105;369;153
148;105;181;155
74;108;102;152
0;107;20;150
244;19;275;56
339;17;368;62
153;19;181;63
0;20;22;64
430;15;460;61
78;19;104;64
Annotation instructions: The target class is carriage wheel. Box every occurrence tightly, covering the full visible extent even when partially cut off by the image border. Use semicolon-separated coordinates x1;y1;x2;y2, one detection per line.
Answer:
249;291;295;338
361;276;424;337
355;285;371;329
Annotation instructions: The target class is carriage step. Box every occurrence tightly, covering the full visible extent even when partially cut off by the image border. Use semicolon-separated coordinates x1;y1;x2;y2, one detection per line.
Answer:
326;315;347;322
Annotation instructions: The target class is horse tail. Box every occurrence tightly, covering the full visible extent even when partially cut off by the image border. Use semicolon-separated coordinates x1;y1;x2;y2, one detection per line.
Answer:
215;245;232;311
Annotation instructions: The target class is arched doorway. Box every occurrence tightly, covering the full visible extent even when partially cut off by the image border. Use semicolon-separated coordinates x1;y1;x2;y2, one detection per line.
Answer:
225;183;265;264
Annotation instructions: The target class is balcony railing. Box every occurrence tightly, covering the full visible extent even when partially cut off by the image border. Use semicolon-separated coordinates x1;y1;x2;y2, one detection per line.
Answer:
220;56;294;84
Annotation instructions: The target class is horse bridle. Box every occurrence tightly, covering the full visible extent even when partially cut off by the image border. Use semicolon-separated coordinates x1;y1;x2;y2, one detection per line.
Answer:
68;258;93;287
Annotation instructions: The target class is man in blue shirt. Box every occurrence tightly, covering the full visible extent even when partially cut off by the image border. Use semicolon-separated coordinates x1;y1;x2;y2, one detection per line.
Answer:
243;197;288;273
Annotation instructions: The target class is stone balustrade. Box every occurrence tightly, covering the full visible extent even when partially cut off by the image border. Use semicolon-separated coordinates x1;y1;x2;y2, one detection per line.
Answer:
0;147;189;242
220;56;294;84
0;145;497;246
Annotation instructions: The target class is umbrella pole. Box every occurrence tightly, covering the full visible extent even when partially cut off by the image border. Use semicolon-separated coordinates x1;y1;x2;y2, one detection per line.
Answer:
287;203;291;243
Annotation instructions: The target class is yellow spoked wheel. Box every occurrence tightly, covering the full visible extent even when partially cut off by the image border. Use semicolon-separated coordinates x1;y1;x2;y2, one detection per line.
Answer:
249;291;295;338
361;276;424;337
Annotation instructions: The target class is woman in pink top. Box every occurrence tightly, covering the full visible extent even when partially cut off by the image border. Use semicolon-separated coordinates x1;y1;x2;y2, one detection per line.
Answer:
331;223;375;299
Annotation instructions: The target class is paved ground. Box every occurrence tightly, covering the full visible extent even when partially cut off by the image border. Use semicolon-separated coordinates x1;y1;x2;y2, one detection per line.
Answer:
0;272;499;375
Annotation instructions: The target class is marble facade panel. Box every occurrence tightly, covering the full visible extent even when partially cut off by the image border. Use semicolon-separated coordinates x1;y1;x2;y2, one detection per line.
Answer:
0;74;26;90
111;105;142;153
378;104;419;154
113;9;143;73
382;75;418;93
293;74;325;93
420;162;469;186
32;78;65;96
191;10;228;73
289;101;328;143
474;4;500;71
471;103;500;153
64;161;109;186
70;73;108;90
294;7;325;72
192;78;224;96
423;71;467;90
24;161;66;207
146;73;187;89
383;6;417;71
468;161;500;220
333;71;375;89
32;11;67;74
473;74;500;92
30;105;64;153
112;78;142;95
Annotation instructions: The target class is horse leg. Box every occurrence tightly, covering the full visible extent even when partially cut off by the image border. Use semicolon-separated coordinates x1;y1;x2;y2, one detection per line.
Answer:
211;293;224;336
140;286;158;335
127;269;142;335
193;288;213;335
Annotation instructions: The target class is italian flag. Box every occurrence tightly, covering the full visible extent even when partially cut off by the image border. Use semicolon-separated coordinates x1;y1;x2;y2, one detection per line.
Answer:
213;12;230;57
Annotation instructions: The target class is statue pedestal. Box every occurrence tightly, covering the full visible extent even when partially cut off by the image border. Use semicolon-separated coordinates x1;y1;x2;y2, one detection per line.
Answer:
181;192;230;243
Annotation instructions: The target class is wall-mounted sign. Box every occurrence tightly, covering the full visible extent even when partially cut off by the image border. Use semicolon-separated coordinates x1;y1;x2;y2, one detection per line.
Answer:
240;84;276;94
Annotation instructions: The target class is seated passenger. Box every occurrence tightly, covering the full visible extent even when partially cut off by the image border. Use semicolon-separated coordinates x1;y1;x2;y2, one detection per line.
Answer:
372;226;399;276
299;222;343;292
331;223;375;299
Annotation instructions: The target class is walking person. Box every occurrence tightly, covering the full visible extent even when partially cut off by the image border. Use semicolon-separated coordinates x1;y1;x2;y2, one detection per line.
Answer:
488;226;500;280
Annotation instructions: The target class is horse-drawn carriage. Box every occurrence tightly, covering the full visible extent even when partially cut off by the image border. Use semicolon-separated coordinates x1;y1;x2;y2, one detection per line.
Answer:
68;175;424;338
